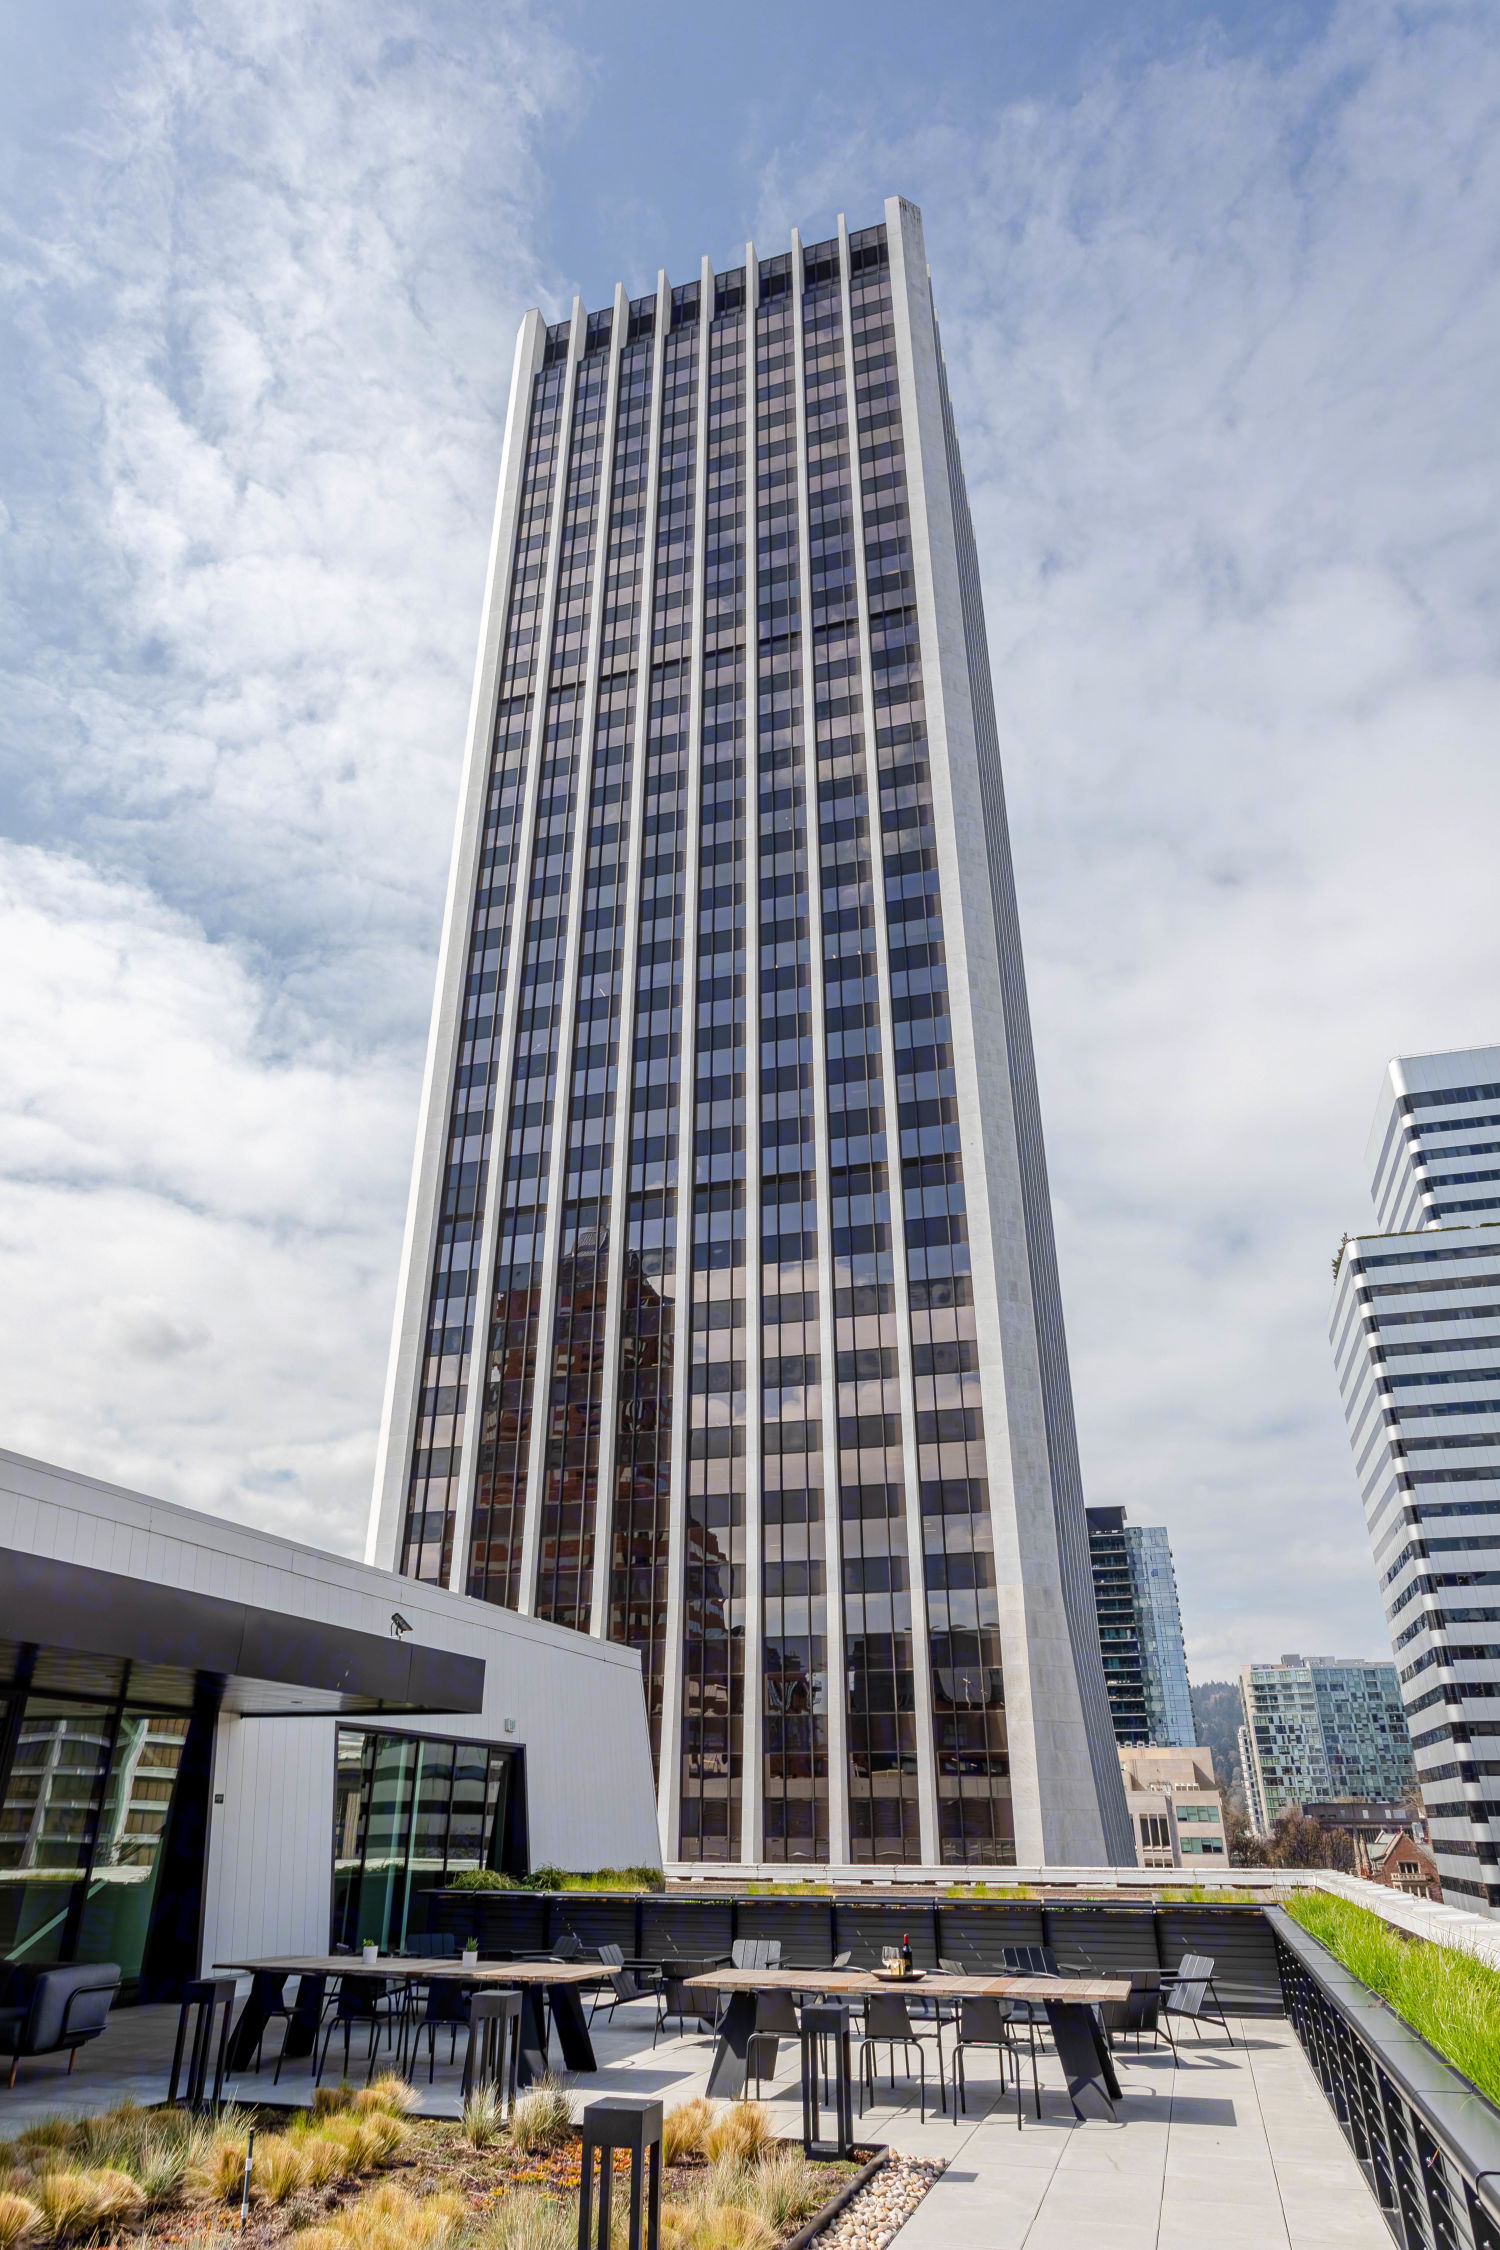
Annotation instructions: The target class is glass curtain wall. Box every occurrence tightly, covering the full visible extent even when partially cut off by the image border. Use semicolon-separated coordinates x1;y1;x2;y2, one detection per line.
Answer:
331;1729;517;1953
0;1676;191;1981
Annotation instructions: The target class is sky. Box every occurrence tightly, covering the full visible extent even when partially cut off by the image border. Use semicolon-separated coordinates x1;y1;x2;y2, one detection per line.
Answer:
1;0;1497;1678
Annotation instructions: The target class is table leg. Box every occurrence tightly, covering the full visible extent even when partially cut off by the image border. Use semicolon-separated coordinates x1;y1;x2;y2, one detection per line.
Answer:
514;1988;551;2086
286;1974;328;2063
705;1991;757;2100
548;1983;598;2073
1043;2001;1120;2121
225;1972;280;2075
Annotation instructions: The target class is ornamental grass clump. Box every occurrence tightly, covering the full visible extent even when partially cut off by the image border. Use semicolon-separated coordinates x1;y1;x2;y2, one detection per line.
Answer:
661;2099;714;2166
294;2182;464;2250
356;2078;421;2117
0;2194;40;2250
509;2076;573;2156
255;2137;312;2205
660;2195;771;2250
470;2187;576;2250
1286;1892;1500;2107
461;2088;503;2151
729;2149;826;2233
701;2106;771;2167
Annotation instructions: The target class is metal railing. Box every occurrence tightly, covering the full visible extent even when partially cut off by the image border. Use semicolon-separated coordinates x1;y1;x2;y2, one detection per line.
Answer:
1271;1907;1500;2250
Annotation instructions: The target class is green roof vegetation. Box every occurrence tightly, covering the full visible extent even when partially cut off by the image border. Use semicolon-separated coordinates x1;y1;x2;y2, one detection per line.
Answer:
1285;1890;1500;2108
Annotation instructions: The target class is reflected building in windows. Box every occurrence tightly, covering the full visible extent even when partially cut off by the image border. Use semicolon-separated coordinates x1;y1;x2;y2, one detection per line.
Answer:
371;197;1133;1870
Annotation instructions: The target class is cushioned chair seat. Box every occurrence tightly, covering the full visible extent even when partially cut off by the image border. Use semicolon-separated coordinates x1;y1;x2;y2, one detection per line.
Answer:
1;1963;121;2087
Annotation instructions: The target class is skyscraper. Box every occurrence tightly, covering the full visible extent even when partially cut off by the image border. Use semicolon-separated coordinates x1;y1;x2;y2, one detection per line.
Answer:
1237;1656;1414;1832
370;197;1132;1871
1331;1045;1500;1908
1087;1507;1195;1748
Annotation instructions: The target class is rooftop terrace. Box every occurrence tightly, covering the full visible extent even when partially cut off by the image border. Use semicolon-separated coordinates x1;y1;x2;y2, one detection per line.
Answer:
0;1981;1385;2250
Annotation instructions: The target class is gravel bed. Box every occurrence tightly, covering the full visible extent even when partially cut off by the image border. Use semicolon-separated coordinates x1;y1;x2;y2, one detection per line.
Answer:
815;2154;945;2250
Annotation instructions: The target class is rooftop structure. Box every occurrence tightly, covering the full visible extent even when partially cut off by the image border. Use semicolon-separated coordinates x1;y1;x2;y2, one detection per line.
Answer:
1332;1044;1500;1910
369;196;1132;1873
0;1447;659;1993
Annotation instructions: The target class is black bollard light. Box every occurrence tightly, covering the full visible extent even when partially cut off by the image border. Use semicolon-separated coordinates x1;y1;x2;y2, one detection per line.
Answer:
799;2001;857;2160
462;1989;524;2120
578;2096;662;2250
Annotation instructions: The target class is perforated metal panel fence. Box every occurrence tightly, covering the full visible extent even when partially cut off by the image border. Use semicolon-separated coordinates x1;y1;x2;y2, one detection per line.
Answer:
418;1887;1282;2006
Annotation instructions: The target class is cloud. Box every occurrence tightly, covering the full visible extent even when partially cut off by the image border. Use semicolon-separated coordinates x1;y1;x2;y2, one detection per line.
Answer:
757;0;1500;1670
0;0;573;1548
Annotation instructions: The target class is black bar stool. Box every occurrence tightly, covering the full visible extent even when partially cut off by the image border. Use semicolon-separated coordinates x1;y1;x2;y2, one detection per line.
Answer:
799;2001;857;2159
578;2096;662;2250
462;1990;523;2119
168;1977;238;2112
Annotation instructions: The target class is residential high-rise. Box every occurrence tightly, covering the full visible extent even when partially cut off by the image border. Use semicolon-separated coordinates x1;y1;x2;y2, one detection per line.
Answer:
1087;1507;1195;1748
1331;1045;1500;1909
369;197;1132;1871
1237;1656;1415;1833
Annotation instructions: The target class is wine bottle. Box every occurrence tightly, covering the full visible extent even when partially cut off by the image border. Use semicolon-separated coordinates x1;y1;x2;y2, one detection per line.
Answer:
901;1931;913;1975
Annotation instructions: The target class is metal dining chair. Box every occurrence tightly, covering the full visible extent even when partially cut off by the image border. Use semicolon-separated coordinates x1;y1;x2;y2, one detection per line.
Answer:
314;1973;402;2085
745;1986;801;2099
854;1990;944;2122
405;1976;476;2081
949;1992;1034;2122
1164;1952;1234;2045
587;1942;664;2032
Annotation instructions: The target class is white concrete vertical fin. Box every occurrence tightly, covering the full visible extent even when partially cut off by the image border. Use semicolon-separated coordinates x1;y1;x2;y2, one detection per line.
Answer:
884;193;1112;1863
449;310;579;1602
790;223;849;1867
370;305;544;1572
838;211;940;1866
584;275;670;1651
740;240;765;1867
587;289;642;1643
584;290;638;1647
518;291;630;1627
657;256;714;1857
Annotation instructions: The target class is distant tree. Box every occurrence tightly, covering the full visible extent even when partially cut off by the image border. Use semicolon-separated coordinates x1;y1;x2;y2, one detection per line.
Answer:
1224;1803;1266;1867
1263;1810;1355;1871
1223;1804;1355;1870
1189;1681;1249;1811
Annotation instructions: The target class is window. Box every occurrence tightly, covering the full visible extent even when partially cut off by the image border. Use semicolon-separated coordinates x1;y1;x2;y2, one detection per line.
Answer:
331;1729;521;1952
1139;1815;1171;1850
1181;1839;1225;1855
0;1688;192;1987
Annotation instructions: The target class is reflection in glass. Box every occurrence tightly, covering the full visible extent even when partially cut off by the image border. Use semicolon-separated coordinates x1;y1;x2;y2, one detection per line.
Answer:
330;1728;518;1953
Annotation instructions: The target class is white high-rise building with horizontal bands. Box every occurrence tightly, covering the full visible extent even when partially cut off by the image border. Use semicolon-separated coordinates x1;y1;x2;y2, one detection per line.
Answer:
369;196;1133;1871
1331;1044;1500;1911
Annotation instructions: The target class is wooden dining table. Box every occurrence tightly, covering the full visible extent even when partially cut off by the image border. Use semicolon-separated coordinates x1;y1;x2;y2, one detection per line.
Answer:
214;1955;605;2086
684;1965;1134;2122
